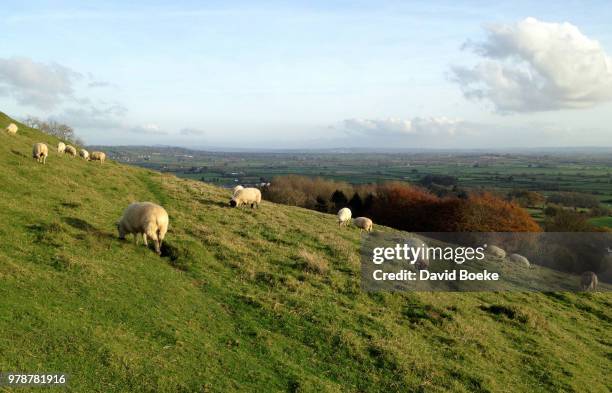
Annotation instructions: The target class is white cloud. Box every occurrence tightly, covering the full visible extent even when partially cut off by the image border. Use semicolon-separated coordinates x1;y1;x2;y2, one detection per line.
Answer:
55;103;127;129
452;17;612;112
0;57;81;109
129;123;167;135
180;128;205;136
88;81;113;88
341;117;467;136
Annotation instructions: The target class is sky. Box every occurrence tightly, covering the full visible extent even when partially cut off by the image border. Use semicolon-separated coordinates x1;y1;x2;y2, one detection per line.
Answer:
1;0;612;149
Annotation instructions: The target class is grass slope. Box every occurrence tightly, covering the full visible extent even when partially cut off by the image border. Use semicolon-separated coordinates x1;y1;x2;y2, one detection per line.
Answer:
0;112;611;393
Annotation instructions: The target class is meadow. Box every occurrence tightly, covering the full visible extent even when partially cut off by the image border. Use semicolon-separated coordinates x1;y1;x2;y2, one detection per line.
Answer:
2;114;611;392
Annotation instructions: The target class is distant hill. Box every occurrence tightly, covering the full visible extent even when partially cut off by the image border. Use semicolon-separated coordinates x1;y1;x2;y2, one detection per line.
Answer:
1;111;611;392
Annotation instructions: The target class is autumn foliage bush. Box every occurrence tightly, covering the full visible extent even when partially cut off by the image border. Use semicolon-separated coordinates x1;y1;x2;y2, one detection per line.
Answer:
263;176;541;232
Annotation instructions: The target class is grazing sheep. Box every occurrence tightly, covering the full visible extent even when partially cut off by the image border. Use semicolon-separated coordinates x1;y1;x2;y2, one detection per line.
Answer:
488;245;506;259
232;185;244;195
337;207;352;226
230;187;261;208
32;143;48;164
509;253;530;267
116;202;169;255
580;271;598;291
57;142;66;154
90;151;106;164
5;123;18;135
65;145;77;156
353;217;373;232
79;149;90;160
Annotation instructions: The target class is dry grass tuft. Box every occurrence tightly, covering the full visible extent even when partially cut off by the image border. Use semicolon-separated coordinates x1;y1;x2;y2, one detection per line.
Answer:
298;250;329;275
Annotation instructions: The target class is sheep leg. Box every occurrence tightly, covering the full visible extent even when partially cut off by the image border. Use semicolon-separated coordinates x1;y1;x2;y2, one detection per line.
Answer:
133;234;139;245
142;233;148;247
145;228;160;254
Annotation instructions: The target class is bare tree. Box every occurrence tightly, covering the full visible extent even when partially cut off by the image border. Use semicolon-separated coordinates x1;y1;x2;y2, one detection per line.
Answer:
22;115;82;146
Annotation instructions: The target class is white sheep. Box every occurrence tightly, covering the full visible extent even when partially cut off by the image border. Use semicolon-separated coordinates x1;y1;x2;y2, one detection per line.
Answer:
509;253;530;267
5;123;18;135
580;271;598;291
32;143;48;164
116;202;169;255
232;185;244;195
79;149;90;160
57;142;66;154
65;145;77;156
488;245;506;259
353;217;373;232
90;151;106;164
337;207;351;226
230;187;261;208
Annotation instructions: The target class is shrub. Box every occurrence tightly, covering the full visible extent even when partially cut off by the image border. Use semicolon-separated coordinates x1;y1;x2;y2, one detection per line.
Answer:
544;210;596;232
263;176;541;233
454;193;542;232
547;192;600;209
507;189;546;207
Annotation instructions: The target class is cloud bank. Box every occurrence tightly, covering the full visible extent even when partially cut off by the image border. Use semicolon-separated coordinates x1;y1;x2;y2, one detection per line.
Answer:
0;57;81;110
341;117;467;137
452;17;612;112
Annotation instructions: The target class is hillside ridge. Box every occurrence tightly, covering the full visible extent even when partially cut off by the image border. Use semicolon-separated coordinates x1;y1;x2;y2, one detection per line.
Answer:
0;111;610;392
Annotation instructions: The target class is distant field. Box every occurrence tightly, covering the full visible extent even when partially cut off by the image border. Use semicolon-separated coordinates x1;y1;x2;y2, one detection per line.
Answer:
590;216;612;228
96;146;612;228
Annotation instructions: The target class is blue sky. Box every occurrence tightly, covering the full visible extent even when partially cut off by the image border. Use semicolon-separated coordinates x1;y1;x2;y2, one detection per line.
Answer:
1;1;612;148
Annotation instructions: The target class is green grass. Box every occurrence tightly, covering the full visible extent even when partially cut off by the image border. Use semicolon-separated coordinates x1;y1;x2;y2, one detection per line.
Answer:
1;112;611;392
589;216;612;228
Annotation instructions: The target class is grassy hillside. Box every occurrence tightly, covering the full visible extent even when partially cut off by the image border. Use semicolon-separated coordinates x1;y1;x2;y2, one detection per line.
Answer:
0;111;611;392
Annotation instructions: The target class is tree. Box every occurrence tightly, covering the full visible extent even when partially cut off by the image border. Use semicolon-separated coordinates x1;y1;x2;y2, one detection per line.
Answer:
544;210;595;232
419;174;458;187
330;190;348;210
22;115;80;144
362;193;375;214
348;193;363;215
314;195;329;212
453;193;542;232
507;189;546;207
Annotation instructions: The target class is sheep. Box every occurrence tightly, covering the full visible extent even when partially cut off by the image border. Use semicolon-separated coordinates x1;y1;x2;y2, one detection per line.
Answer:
90;151;106;164
65;145;77;156
57;142;66;154
79;149;90;160
32;143;48;164
488;245;506;259
116;202;169;255
232;185;244;195
353;217;373;232
32;142;48;161
230;187;261;208
580;271;598;291
337;207;351;226
509;253;530;267
5;123;18;135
